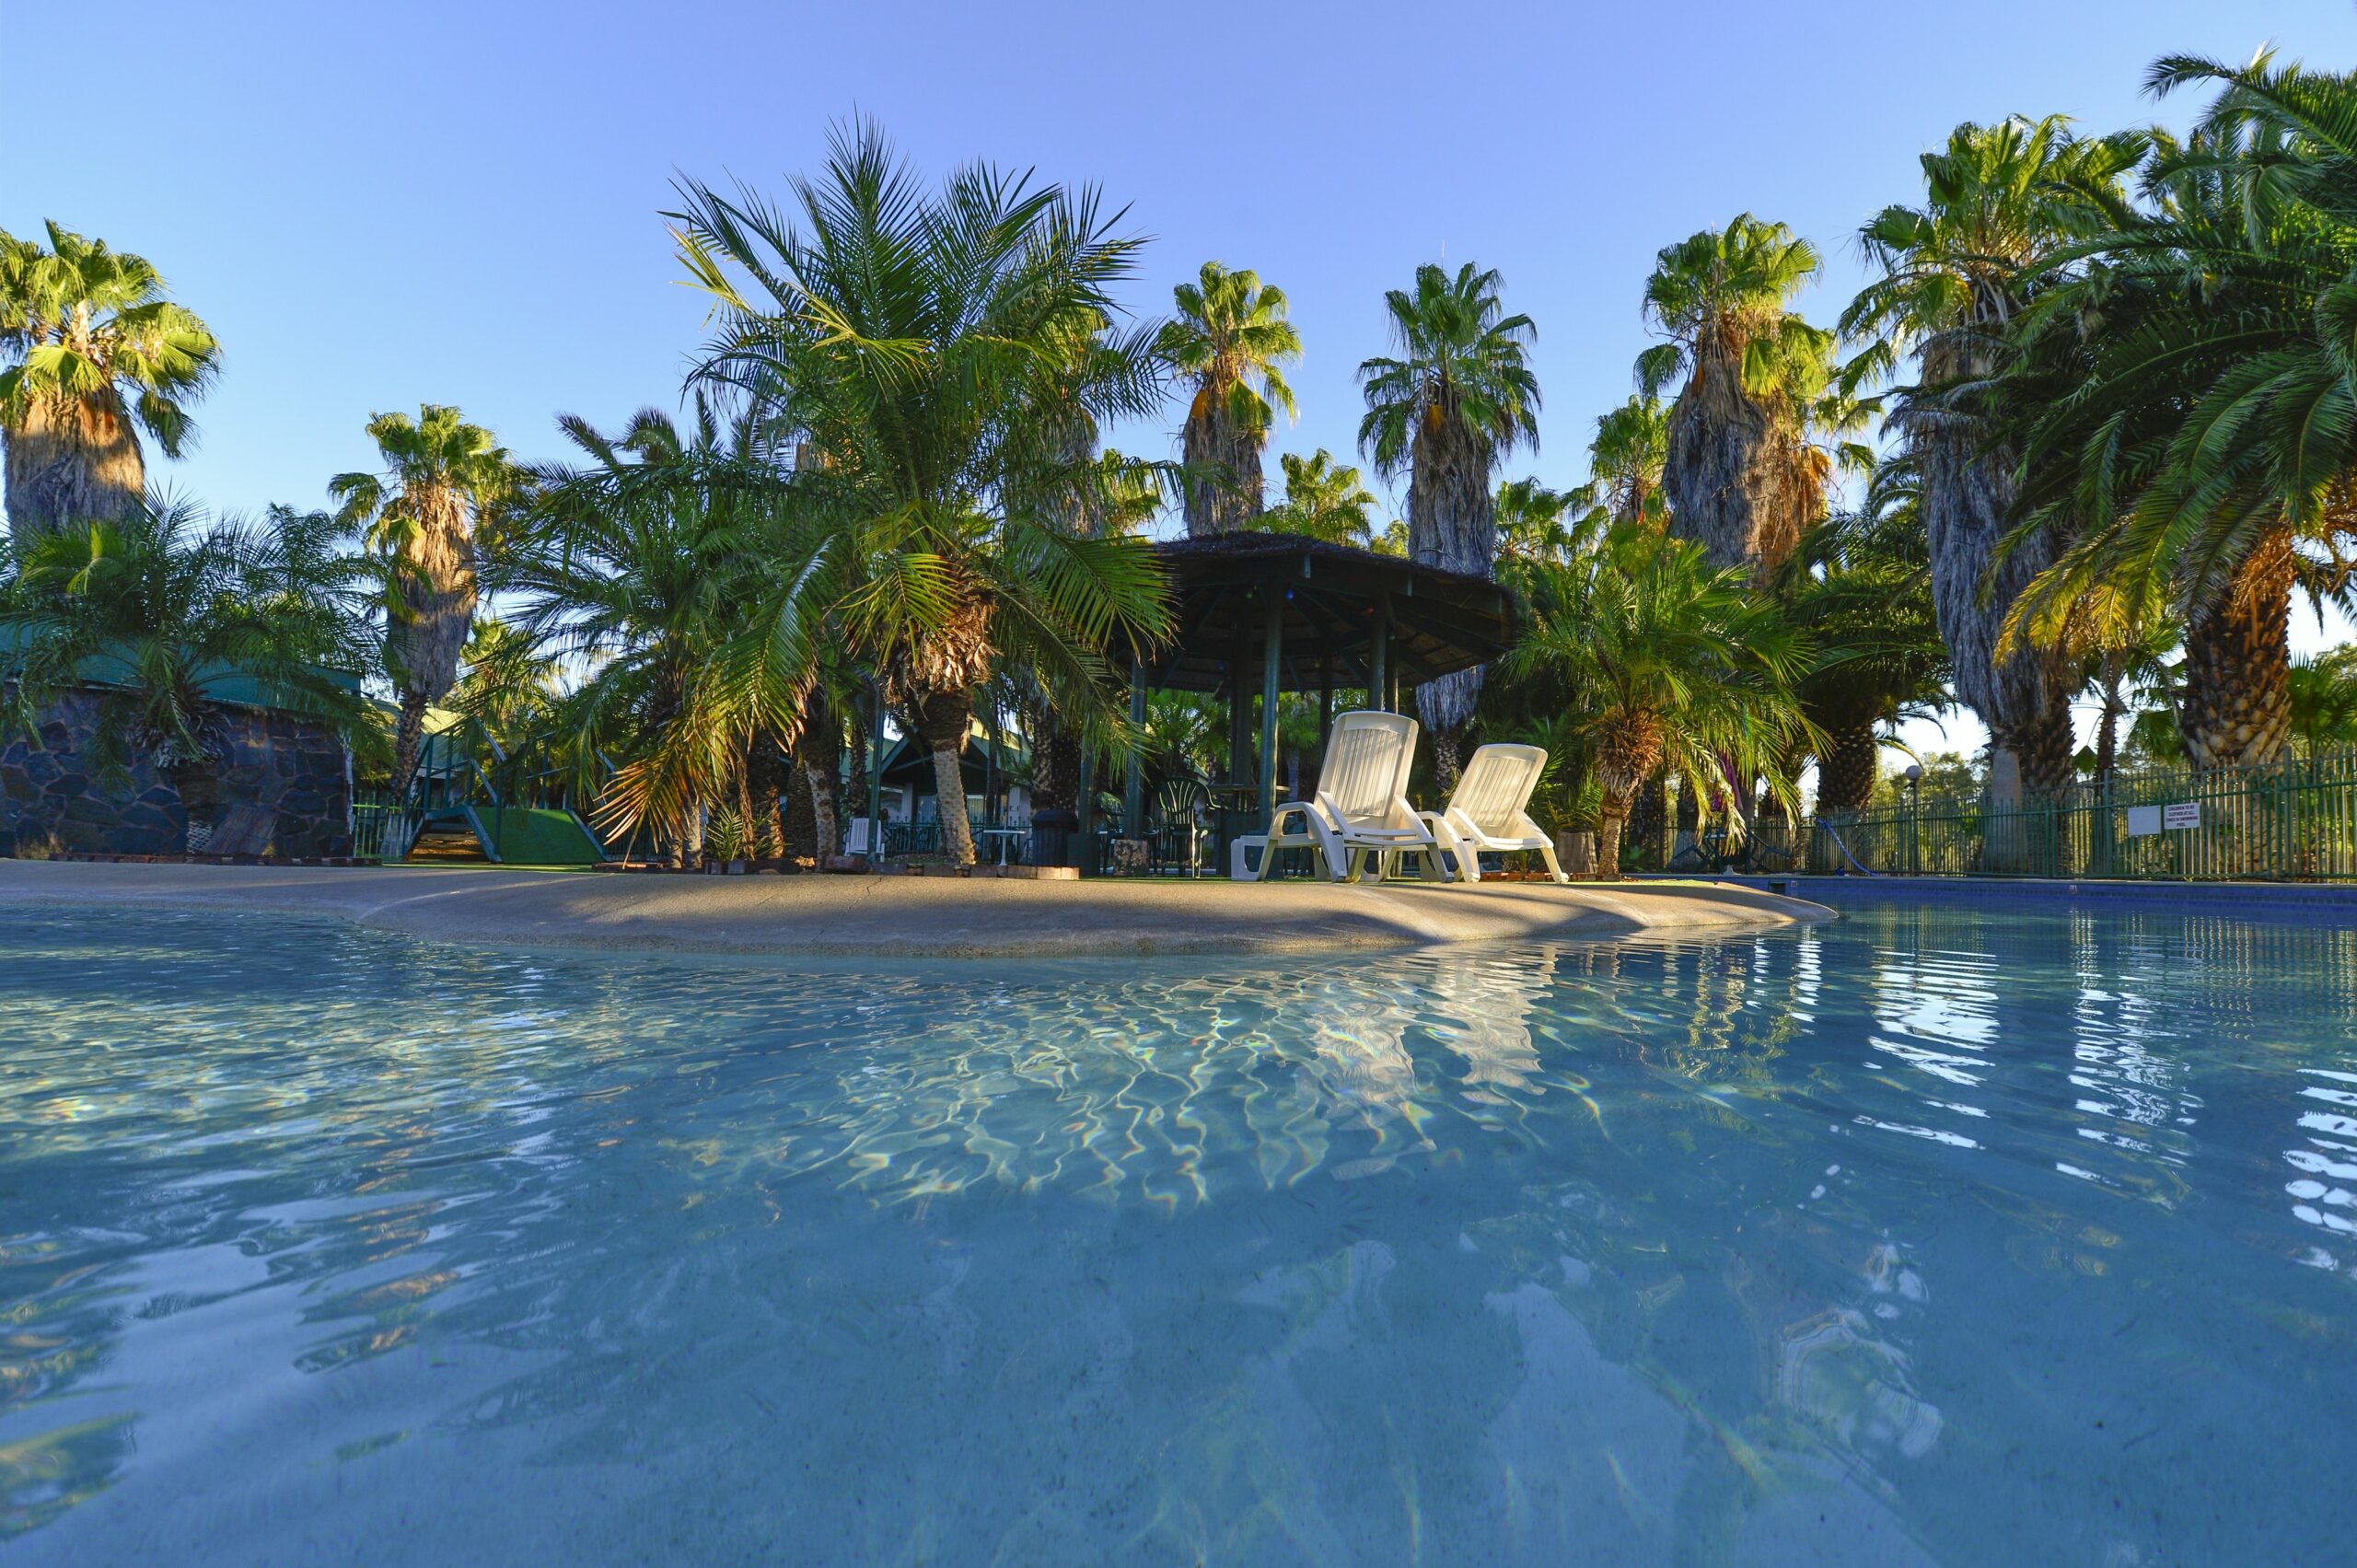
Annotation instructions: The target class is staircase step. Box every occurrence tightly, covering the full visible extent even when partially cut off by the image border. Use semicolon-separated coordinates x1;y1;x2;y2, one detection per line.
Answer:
406;830;490;863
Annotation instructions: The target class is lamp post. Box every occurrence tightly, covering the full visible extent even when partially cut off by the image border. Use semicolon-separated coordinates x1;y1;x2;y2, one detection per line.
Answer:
1903;762;1923;876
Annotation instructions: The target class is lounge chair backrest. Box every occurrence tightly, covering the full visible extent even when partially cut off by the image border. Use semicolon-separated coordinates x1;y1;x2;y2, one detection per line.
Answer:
1317;711;1418;823
1450;744;1548;836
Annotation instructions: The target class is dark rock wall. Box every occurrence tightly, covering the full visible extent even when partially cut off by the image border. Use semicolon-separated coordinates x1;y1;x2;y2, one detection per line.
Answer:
0;690;354;858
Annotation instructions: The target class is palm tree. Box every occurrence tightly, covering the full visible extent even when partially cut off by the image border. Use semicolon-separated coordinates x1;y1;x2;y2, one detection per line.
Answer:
1159;262;1300;537
1638;215;1845;576
504;401;793;864
1493;477;1587;572
2287;648;2357;758
1512;527;1811;875
1841;117;2140;796
1991;61;2357;771
330;405;516;797
1773;460;1950;812
0;500;369;844
1566;395;1671;534
0;223;219;545
671;120;1173;867
1263;449;1377;546
1358;261;1540;782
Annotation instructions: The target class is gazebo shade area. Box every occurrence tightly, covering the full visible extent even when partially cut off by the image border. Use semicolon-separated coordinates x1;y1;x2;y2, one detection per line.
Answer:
1110;532;1515;857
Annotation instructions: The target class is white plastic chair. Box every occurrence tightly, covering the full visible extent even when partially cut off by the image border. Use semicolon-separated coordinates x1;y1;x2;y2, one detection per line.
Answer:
843;818;885;857
1421;743;1568;884
1233;712;1444;882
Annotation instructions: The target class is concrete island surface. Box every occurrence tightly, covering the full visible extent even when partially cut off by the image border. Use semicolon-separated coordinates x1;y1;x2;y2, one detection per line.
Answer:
0;860;1832;959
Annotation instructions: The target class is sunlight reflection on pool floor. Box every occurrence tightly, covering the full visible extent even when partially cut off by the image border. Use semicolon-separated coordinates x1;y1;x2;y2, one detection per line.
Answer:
1;904;2352;1563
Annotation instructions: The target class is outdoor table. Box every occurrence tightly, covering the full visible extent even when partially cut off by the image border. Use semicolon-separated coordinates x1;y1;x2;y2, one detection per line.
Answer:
977;826;1028;866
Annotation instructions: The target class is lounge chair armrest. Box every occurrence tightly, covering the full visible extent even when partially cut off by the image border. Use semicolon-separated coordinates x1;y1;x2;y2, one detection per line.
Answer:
1268;799;1324;836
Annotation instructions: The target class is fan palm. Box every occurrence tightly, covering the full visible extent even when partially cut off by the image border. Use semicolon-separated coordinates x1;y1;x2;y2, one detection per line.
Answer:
1160;262;1300;537
0;222;220;545
671;119;1173;867
1512;527;1811;875
1638;215;1846;575
0;500;369;844
1842;116;2141;795
1263;449;1377;546
330;405;516;797
1358;261;1540;780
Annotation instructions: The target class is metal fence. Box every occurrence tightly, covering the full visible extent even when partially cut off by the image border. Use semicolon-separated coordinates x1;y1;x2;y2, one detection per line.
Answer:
351;791;398;861
1808;749;2357;882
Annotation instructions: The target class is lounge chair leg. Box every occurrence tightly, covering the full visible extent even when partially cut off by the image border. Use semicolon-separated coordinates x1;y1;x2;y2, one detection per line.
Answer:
1536;842;1568;884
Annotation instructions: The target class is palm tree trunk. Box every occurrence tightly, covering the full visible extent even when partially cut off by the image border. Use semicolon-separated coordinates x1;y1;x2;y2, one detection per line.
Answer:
784;759;819;861
746;731;787;859
1409;409;1496;774
2;394;146;546
915;689;978;866
1911;354;2077;790
1817;718;1878;813
2012;703;2078;797
2094;656;2125;783
1180;397;1264;538
390;690;431;797
1032;710;1083;814
1626;772;1668;867
1595;797;1629;879
2179;529;2293;770
1663;339;1817;575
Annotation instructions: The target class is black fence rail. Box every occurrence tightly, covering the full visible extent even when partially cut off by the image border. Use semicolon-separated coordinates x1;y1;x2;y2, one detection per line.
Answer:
1808;749;2357;882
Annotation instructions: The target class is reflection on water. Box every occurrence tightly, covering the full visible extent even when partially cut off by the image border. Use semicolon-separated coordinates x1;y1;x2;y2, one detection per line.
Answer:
2;905;2354;1564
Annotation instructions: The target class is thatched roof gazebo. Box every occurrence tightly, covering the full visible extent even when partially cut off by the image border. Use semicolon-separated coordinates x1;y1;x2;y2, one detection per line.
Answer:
1107;531;1515;849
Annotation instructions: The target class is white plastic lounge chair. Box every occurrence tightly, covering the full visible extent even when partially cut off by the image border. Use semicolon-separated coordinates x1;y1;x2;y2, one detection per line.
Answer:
843;818;885;858
1232;711;1444;882
1421;743;1567;884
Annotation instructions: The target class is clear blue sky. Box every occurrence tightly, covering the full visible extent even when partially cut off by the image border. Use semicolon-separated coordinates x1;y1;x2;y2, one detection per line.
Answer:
17;0;2357;761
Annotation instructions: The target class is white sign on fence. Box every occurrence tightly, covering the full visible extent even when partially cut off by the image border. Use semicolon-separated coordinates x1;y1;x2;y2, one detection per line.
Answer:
2163;801;2202;830
2126;805;2162;838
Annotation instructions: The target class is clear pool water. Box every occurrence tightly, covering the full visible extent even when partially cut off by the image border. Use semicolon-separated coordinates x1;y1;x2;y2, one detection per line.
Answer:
2;904;2353;1565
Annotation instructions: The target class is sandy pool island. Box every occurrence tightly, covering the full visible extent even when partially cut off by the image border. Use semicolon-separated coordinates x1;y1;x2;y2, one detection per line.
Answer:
0;860;1831;958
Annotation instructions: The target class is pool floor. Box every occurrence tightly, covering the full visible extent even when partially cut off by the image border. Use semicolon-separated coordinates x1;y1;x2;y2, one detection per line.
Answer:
1;904;2352;1564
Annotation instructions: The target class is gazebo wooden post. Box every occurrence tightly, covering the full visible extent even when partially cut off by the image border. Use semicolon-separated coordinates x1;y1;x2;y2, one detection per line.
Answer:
1368;598;1391;714
1226;615;1251;785
1259;595;1283;828
1122;663;1145;840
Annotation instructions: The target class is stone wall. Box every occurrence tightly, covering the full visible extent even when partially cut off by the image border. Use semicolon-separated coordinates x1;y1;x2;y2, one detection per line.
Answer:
0;690;354;859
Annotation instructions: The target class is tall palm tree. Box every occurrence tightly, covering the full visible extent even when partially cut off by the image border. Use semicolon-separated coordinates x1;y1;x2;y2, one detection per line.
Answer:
0;500;369;844
1992;61;2357;771
1159;263;1300;537
330;405;516;796
1512;527;1811;875
672;120;1173;867
0;223;219;545
1638;215;1845;576
1263;449;1377;546
1358;261;1540;782
1842;117;2141;796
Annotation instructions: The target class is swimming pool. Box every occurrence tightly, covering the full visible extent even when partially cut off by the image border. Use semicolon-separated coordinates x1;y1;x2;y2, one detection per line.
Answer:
1;903;2351;1564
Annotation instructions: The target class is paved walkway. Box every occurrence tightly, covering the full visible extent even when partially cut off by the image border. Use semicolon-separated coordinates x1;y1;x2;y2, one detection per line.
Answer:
0;862;1831;959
